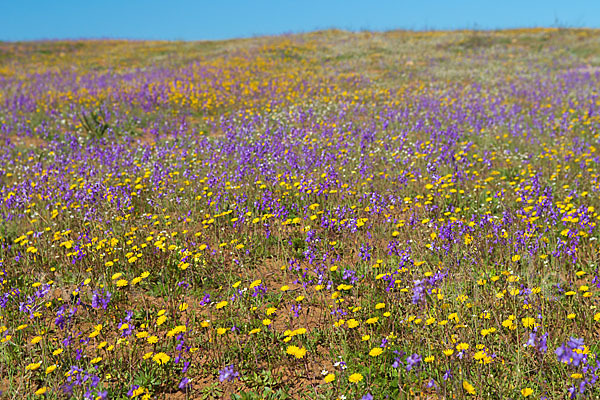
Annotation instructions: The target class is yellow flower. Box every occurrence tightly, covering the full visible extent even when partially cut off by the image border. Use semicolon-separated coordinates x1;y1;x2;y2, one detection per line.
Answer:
45;365;57;375
152;352;171;365
346;319;360;328
323;373;335;383
131;277;143;285
443;349;454;356
456;343;469;351
266;307;277;315
521;387;533;397
521;317;536;329
147;336;159;344
26;362;41;371
35;387;47;396
361;335;370;341
216;328;227;335
167;325;187;337
348;373;363;383
216;301;228;309
262;319;272;326
375;303;385;309
369;347;383;357
294;347;307;359
249;279;262;289
286;345;307;359
156;315;167;326
463;380;476;395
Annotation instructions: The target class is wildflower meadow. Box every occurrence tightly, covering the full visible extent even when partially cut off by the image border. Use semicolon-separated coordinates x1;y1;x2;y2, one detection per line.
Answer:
1;29;600;399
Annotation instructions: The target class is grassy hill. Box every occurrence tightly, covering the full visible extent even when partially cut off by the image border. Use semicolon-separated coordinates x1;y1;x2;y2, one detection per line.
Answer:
1;29;600;399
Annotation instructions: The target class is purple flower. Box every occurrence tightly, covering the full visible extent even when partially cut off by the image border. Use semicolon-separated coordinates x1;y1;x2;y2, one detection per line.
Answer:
361;394;373;400
178;377;190;389
555;337;587;367
219;365;239;382
555;344;570;363
127;385;140;397
568;337;585;349
91;290;111;310
443;369;452;381
406;353;422;371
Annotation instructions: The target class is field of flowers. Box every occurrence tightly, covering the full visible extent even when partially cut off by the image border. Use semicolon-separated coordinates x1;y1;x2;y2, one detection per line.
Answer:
1;28;600;399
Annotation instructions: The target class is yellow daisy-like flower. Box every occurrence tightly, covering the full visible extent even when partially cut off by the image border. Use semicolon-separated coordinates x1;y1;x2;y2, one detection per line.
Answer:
286;345;307;359
45;365;57;375
216;301;228;309
152;352;171;365
323;373;335;383
294;347;307;359
521;317;536;329
521;387;533;397
348;373;363;383
346;319;360;328
463;380;476;395
266;307;277;315
369;347;383;357
35;387;47;396
456;343;469;351
26;362;41;371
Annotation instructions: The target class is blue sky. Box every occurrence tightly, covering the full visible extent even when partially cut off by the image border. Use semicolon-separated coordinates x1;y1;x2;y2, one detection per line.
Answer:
1;0;598;41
